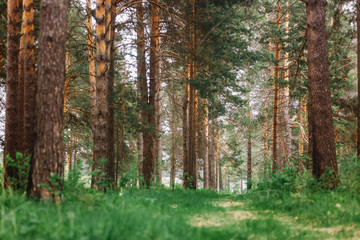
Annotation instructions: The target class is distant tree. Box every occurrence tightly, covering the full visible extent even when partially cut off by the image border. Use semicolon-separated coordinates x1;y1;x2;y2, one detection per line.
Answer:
29;0;68;201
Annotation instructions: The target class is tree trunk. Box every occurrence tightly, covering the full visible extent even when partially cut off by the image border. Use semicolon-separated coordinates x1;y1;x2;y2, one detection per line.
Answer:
87;0;96;136
29;0;68;201
106;0;116;187
283;2;292;166
272;0;281;173
203;100;209;189
215;125;220;190
23;0;36;158
247;79;252;189
184;0;198;190
306;0;338;188
151;0;161;183
18;22;25;155
93;0;111;188
170;89;176;189
263;98;270;176
142;0;161;186
183;78;190;187
208;123;216;190
136;1;146;178
4;0;21;189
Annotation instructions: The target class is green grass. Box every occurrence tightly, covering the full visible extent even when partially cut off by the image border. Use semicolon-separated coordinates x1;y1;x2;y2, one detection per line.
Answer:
1;184;358;240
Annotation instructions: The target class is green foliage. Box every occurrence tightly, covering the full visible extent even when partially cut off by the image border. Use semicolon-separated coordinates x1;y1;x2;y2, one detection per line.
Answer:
339;154;360;193
4;153;31;191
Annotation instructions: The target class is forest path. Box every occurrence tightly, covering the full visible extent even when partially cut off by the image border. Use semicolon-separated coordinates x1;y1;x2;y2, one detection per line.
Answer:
188;198;355;239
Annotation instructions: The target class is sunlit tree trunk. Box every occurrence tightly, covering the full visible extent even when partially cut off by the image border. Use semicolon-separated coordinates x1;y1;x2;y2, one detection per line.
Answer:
283;2;292;166
306;0;338;188
22;0;36;189
105;0;117;187
4;0;21;189
142;0;161;186
29;0;68;201
203;100;209;189
184;0;198;189
93;0;111;188
216;128;222;190
87;0;96;136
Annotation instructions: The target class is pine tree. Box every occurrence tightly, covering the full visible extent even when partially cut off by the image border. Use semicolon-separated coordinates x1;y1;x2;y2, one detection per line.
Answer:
305;0;338;188
29;0;68;201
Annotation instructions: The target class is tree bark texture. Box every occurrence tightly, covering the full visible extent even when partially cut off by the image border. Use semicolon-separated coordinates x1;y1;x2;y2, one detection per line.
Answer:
30;0;68;201
17;24;25;155
23;0;36;156
183;0;198;189
203;101;209;189
105;0;116;187
151;0;161;182
283;2;292;166
306;0;338;188
208;123;216;190
93;0;111;187
4;0;21;189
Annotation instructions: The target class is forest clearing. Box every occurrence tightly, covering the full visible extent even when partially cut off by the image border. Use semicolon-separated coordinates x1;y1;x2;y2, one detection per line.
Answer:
0;0;360;239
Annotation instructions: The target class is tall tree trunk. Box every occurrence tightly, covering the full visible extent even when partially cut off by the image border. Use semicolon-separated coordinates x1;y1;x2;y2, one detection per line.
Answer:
203;100;209;189
306;0;338;188
264;99;270;176
136;1;146;177
182;76;190;187
283;2;292;166
87;0;96;136
18;22;25;155
272;0;281;173
29;0;68;201
215;128;221;190
247;79;252;189
208;123;216;190
93;0;111;188
23;0;36;158
106;0;116;187
151;0;161;182
184;0;198;189
170;85;176;189
4;0;21;189
142;0;160;186
298;96;306;171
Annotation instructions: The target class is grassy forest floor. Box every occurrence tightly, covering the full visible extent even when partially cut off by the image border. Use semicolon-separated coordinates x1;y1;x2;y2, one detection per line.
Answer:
1;185;359;240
